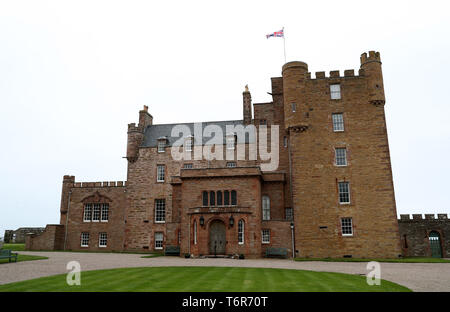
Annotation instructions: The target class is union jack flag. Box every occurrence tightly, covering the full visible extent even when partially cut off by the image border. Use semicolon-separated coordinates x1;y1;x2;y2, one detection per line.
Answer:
266;29;284;39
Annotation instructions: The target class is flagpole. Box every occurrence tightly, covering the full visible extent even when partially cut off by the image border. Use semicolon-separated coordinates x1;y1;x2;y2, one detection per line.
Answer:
283;27;286;64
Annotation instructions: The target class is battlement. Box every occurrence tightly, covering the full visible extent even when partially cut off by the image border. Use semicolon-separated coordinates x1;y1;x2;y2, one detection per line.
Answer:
399;214;449;221
306;68;365;80
128;122;141;132
360;50;381;65
73;181;127;188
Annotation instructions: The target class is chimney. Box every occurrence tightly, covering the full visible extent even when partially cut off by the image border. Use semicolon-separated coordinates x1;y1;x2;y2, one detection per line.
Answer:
138;105;153;129
243;85;252;125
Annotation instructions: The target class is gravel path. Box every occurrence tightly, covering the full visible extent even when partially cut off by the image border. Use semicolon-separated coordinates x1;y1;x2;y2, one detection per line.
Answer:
1;251;449;292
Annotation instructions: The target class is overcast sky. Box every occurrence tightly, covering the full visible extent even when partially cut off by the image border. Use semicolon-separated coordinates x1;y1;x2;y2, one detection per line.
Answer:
1;0;449;237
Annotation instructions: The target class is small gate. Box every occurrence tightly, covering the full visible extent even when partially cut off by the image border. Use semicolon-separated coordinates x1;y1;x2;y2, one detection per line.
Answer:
429;231;442;258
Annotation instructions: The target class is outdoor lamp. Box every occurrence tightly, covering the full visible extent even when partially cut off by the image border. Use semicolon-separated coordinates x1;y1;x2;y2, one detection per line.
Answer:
229;216;234;226
290;222;294;229
199;216;205;226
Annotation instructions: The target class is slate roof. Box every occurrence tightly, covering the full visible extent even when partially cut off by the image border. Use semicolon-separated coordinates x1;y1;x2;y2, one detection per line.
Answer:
142;120;256;147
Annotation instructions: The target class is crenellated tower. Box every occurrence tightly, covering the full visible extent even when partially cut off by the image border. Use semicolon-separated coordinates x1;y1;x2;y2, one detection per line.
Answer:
360;51;385;106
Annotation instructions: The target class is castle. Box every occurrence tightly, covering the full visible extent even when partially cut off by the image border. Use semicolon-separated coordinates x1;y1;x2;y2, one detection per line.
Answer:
26;51;406;258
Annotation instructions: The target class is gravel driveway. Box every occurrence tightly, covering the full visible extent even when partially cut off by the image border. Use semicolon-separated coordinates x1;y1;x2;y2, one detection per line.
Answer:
1;251;449;292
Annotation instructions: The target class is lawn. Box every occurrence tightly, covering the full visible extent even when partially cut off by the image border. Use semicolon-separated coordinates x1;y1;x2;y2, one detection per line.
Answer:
1;243;25;251
295;257;450;263
0;254;48;264
0;266;410;292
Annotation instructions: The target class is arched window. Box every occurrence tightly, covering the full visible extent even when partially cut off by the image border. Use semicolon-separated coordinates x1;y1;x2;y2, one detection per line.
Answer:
194;221;197;245
238;219;244;244
231;190;237;206
210;191;215;206
224;190;230;206
217;191;223;206
262;196;270;220
202;191;208;206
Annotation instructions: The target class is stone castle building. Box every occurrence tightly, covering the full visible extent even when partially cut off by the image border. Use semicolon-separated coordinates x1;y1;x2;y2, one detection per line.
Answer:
27;51;404;258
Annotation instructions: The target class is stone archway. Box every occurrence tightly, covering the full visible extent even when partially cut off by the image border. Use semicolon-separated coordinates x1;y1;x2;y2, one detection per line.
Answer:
209;220;226;255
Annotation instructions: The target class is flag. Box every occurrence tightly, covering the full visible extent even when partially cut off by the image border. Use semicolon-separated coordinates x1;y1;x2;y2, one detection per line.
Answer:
266;29;284;39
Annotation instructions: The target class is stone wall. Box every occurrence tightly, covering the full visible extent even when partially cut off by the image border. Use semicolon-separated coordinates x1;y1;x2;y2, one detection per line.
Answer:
398;214;449;258
25;224;64;250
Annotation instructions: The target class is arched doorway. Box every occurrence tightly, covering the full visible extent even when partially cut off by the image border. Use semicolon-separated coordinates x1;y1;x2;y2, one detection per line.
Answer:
429;231;442;258
209;220;226;255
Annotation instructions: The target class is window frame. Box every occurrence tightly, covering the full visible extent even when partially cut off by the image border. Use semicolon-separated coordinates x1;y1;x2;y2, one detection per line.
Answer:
330;84;341;100
262;195;270;221
157;139;166;153
226;162;237;168
183;163;193;169
99;232;107;247
262;229;270;244
226;134;236;150
81;232;89;247
335;147;347;166
332;113;344;132
338;181;351;204
157;164;165;182
238;219;244;245
101;203;109;222
155;199;166;223
231;190;237;206
185;136;193;152
285;207;293;220
341;218;353;236
154;232;164;249
92;203;101;222
83;204;92;222
291;103;296;112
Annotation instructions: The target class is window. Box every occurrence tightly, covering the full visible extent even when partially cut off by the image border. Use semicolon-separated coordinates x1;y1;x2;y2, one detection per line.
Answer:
155;232;163;249
341;218;353;236
183;163;193;169
194;221;197;245
202;191;208;206
92;204;100;222
262;196;270;220
231;190;237;206
285;208;293;220
101;203;109;222
178;230;181;245
335;148;347;166
224;190;230;206
226;162;236;168
332;113;344;132
99;232;107;247
226;134;236;150
259;119;267;125
330;84;341;100
185;136;193;152
83;204;92;222
157;165;165;182
81;232;89;247
217;191;223;206
291;103;296;112
262;229;270;244
284;136;288;148
157;139;166;153
338;182;350;204
155;199;166;223
238;220;244;244
210;191;215;206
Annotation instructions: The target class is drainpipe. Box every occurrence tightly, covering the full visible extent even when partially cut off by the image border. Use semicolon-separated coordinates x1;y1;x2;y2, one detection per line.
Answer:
63;190;72;251
188;218;191;256
288;134;296;258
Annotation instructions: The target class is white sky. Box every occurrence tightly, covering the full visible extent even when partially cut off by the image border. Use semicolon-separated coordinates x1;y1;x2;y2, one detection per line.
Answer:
1;0;449;237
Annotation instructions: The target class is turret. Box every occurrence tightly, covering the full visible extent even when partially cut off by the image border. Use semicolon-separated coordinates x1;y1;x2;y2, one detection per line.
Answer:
360;51;385;106
282;61;309;130
127;105;150;162
243;85;252;124
60;175;75;225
